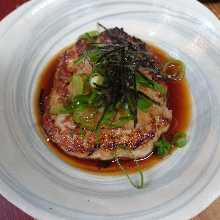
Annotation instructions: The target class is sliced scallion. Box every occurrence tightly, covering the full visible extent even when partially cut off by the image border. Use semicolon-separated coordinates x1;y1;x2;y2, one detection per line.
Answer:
172;132;187;148
162;59;185;80
136;72;167;94
71;75;84;97
154;138;172;156
114;152;144;189
110;116;133;128
137;95;153;112
73;107;98;130
89;74;104;88
80;31;99;40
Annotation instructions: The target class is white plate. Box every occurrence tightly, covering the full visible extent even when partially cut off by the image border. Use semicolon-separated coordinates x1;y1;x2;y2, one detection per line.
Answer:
0;0;220;219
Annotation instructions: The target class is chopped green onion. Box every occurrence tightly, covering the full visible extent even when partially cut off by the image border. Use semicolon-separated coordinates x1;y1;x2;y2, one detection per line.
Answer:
162;59;185;80
95;105;115;130
82;75;91;95
88;91;104;107
72;95;90;111
136;72;167;94
154;132;187;156
127;92;138;127
80;31;99;40
154;138;171;156
138;91;160;106
71;75;84;97
87;50;101;63
50;94;90;115
89;74;104;88
88;90;99;105
100;105;115;125
74;49;101;65
172;132;187;148
73;107;98;130
114;152;144;189
137;95;153;112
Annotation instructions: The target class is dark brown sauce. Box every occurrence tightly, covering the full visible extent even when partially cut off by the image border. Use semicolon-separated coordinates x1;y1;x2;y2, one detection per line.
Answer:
34;43;192;175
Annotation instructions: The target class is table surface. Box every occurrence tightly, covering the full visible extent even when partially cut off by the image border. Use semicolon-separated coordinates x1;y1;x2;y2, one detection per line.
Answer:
0;0;220;219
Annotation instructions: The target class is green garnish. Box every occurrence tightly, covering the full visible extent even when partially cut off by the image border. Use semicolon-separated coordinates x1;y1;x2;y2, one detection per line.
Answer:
172;132;187;148
154;138;172;156
72;25;186;128
74;54;86;65
114;152;144;189
89;73;104;88
162;59;185;80
73;95;90;110
154;132;188;156
138;91;160;106
101;106;115;125
96;104;115;129
74;49;101;65
80;30;99;40
50;106;72;114
71;75;84;97
137;95;153;112
86;49;102;63
88;90;100;105
136;72;167;94
73;106;98;130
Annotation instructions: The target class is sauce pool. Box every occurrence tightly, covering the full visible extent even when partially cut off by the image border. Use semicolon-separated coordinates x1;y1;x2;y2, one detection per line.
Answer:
34;43;192;175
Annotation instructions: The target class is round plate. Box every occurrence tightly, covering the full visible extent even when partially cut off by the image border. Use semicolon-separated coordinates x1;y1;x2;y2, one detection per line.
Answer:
0;0;220;219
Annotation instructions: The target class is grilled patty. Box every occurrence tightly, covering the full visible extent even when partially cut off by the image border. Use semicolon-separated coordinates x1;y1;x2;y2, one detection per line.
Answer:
42;28;172;160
